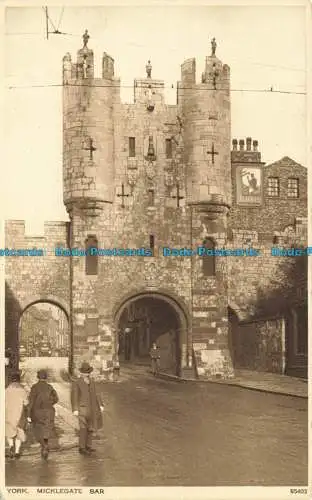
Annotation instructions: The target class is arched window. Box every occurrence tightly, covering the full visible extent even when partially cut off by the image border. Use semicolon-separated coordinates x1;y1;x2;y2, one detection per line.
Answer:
85;235;98;275
202;238;215;276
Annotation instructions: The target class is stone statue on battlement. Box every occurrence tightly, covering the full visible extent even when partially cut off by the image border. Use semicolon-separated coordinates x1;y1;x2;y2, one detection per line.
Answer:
211;37;217;57
146;60;152;78
83;29;90;48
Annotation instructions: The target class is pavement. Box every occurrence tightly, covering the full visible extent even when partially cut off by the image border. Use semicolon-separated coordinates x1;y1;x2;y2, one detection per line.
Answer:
7;360;307;458
216;368;308;398
34;363;308;449
6;364;308;487
119;363;308;398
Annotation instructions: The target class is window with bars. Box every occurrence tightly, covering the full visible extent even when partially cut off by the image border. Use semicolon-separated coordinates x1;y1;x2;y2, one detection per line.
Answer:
267;177;279;197
202;238;215;276
85;235;98;275
129;137;136;157
287;178;299;198
166;138;173;159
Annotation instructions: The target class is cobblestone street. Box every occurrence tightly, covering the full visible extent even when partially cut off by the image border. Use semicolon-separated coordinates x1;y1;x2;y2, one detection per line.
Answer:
6;369;308;487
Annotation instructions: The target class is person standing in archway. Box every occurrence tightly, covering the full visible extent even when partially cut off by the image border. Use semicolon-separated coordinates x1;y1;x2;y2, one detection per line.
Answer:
150;342;160;376
124;327;132;361
27;369;59;460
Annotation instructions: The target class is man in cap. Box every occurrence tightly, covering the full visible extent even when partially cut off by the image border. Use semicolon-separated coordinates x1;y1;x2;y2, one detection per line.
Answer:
71;361;105;455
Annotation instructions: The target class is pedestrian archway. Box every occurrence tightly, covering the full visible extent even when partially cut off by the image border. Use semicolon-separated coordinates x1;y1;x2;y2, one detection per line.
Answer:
18;301;70;381
114;292;189;376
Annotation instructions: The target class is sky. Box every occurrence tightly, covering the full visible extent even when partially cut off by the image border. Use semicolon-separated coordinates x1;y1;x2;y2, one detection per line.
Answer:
2;2;309;234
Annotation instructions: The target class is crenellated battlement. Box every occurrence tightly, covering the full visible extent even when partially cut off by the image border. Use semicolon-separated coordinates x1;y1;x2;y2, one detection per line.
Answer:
5;220;69;247
179;55;230;89
63;30;116;84
63;51;117;84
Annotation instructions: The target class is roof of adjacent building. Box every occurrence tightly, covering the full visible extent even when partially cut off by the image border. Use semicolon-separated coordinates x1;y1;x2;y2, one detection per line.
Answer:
264;156;306;170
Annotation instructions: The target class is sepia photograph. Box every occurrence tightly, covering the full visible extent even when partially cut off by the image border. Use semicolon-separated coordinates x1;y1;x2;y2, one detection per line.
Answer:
2;1;309;497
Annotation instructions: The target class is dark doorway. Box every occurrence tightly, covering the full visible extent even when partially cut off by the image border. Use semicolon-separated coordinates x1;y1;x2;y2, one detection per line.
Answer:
228;307;240;368
285;306;308;378
117;296;182;376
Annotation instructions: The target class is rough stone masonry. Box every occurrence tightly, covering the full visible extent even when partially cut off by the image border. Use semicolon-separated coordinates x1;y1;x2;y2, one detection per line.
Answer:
5;34;308;380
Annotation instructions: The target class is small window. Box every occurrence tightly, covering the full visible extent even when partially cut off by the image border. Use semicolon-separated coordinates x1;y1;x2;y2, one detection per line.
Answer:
149;235;155;251
267;177;279;197
287;178;299;198
202;238;215;276
85;235;98;275
129;137;136;157
148;189;154;206
166;138;173;159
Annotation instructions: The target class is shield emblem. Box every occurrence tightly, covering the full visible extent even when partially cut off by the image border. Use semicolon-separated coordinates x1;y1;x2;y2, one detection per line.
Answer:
145;160;156;180
164;171;174;187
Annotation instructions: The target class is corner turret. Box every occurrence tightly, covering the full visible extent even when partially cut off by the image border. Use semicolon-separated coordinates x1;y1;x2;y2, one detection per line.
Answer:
62;31;120;215
177;39;234;380
178;38;231;206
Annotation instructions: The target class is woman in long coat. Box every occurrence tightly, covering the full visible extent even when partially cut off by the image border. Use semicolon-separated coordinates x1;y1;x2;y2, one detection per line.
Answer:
5;371;29;458
27;369;59;460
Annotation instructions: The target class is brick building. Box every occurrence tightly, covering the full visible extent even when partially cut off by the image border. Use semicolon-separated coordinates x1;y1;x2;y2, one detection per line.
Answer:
5;35;308;379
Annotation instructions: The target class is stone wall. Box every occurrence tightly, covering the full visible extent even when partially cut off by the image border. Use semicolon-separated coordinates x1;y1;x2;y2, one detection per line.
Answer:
232;318;286;373
227;227;307;321
5;220;70;367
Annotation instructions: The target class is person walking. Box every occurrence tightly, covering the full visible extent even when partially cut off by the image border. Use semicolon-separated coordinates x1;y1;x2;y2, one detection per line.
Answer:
5;371;29;459
150;342;160;376
71;362;105;456
27;369;59;460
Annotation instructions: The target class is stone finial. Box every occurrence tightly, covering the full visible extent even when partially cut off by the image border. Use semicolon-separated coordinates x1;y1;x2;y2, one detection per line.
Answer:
253;140;258;152
232;139;238;151
83;29;90;48
246;137;252;151
239;139;245;151
146;60;152;78
211;37;217;57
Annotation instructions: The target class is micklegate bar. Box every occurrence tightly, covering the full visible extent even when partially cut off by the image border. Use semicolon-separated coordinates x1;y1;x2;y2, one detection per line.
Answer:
5;33;308;380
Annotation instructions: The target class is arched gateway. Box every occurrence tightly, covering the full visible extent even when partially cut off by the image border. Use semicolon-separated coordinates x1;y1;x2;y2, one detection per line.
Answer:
6;35;307;382
113;291;190;376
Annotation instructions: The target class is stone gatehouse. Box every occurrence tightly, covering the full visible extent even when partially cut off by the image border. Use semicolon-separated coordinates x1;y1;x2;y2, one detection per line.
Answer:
5;35;308;379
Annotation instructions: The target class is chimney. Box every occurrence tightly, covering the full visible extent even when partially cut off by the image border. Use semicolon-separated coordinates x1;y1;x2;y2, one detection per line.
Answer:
246;137;252;151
